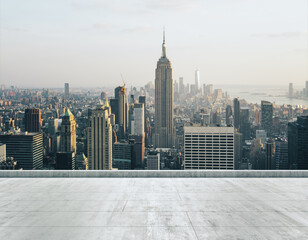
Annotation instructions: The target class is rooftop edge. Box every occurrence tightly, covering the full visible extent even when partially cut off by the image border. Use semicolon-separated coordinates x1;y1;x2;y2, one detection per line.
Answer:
0;170;308;178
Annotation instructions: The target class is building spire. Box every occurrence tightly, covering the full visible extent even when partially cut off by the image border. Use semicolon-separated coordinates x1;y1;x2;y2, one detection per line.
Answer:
162;27;166;58
163;27;165;44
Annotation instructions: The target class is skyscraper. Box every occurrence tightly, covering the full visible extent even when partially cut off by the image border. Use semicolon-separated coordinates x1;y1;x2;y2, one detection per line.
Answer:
233;98;240;130
0;132;43;170
25;108;42;132
195;69;200;93
87;101;113;170
154;31;174;148
133;103;144;136
64;83;69;99
179;77;184;94
240;107;250;141
266;139;275;170
288;116;308;169
288;83;294;98
226;105;232;126
138;96;146;132
274;139;288;170
261;100;273;135
113;85;127;139
60;108;76;153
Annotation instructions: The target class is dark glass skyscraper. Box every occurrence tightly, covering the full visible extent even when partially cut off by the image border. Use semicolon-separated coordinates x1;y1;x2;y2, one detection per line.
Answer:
226;105;232;126
261;100;273;135
233;98;240;130
111;85;127;139
0;132;43;170
25;108;42;132
240;107;250;141
288;116;308;169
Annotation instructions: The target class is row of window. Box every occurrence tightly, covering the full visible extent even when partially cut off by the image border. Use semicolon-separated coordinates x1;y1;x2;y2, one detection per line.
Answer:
184;167;234;169
185;150;234;153
185;134;233;137
185;146;234;148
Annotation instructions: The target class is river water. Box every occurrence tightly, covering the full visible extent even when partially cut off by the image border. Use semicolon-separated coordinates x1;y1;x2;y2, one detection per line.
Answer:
215;84;308;107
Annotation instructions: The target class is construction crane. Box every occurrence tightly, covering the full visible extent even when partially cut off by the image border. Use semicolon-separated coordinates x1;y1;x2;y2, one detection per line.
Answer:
121;74;126;88
120;74;126;93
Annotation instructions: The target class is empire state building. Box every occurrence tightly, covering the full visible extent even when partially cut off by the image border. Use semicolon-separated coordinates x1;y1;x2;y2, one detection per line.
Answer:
154;31;174;148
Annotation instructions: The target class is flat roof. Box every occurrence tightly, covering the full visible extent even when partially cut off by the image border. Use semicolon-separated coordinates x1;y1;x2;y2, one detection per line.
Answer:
184;126;234;134
0;132;40;136
0;174;307;239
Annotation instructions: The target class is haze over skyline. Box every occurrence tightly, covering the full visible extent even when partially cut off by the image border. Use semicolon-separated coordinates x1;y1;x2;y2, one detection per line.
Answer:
0;0;307;88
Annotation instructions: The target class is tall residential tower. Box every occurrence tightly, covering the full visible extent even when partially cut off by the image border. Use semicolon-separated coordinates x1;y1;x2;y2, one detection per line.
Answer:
87;101;113;170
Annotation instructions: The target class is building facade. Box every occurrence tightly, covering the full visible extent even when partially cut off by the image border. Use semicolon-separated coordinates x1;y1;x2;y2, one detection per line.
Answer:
261;100;273;135
226;105;232;126
184;126;234;170
25;108;42;132
233;98;240;130
64;83;69;99
275;139;288;170
147;151;160;170
87;102;113;170
60;108;76;153
0;132;43;170
0;143;6;162
288;116;308;169
133;103;144;136
113;141;133;170
56;152;76;170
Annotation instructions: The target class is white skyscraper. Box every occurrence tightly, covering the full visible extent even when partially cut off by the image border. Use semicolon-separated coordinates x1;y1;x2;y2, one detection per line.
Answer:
195;69;200;92
87;101;113;170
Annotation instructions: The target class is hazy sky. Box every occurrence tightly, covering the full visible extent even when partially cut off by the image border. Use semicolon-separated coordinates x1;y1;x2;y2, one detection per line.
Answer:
0;0;307;88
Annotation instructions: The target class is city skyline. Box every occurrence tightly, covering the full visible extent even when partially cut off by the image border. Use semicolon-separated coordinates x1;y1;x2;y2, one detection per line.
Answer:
1;0;307;88
1;2;308;239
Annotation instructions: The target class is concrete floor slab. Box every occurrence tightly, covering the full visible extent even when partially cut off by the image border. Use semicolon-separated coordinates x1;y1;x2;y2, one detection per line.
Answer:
0;178;308;239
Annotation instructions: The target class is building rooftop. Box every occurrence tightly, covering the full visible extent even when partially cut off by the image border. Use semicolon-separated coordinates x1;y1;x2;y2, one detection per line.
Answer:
63;108;73;117
0;131;39;136
184;126;234;133
0;170;307;240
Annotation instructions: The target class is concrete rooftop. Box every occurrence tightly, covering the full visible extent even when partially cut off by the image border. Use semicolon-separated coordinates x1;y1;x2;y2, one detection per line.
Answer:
0;173;308;239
